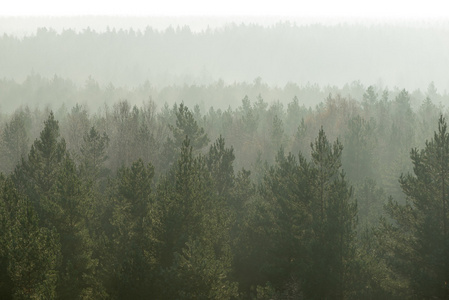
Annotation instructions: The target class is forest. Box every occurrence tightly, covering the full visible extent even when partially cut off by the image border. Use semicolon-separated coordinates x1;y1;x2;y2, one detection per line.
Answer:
1;22;449;299
1;77;449;299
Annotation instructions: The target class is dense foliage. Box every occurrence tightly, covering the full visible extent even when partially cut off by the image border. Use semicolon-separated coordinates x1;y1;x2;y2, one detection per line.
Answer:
0;77;448;298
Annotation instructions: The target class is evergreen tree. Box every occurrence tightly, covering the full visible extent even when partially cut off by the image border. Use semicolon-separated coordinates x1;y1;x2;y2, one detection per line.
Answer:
307;127;357;299
310;127;343;224
1;178;60;299
111;158;155;298
13;111;66;226
156;137;237;299
169;103;209;150
54;155;104;299
257;148;312;291
0;110;30;174
13;112;103;299
207;135;235;200
384;115;449;298
79;126;109;187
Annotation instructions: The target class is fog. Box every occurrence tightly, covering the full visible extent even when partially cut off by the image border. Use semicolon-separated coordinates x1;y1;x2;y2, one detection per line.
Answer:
2;13;449;299
1;16;449;98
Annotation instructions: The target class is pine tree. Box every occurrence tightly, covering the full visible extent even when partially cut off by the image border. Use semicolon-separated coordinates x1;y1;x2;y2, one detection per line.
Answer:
13;112;103;299
242;128;357;298
79;126;109;187
384;115;449;298
156;137;237;299
310;127;343;224
111;158;155;298
1;178;60;299
54;155;104;299
169;103;209;150
307;127;357;299
0;110;30;174
13;111;66;227
257;148;313;290
207;135;235;200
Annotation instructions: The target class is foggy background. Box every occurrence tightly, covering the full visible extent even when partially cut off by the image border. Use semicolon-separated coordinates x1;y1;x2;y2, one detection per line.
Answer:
1;16;448;97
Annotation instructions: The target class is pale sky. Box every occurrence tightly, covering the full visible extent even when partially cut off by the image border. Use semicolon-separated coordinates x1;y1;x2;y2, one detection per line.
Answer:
1;0;449;19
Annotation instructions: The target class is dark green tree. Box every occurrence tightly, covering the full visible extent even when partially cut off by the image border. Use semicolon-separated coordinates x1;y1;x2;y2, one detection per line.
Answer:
307;127;357;299
207;135;235;200
311;127;344;224
110;158;156;298
54;155;104;299
13;111;66;225
156;137;237;299
13;112;103;299
79;126;109;186
384;115;449;298
255;149;312;293
0;178;60;299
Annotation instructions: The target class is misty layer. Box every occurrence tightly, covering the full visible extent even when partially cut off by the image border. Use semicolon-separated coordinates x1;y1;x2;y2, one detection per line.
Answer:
0;23;448;91
1;20;449;299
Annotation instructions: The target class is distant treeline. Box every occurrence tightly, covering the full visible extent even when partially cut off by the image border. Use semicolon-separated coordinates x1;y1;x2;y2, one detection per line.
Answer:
1;71;448;113
1;23;449;90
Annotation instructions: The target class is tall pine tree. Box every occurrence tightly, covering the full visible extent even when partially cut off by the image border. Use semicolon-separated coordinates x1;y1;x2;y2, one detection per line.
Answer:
384;115;449;298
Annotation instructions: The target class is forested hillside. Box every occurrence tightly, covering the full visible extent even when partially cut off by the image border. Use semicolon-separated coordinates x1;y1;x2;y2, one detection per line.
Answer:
1;22;449;91
1;75;449;298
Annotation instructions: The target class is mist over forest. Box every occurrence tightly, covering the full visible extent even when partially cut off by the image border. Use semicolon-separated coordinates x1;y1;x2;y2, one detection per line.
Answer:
1;18;449;92
1;16;449;299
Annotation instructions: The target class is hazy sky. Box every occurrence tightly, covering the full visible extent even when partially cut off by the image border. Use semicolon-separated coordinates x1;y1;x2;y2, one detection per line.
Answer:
2;0;449;19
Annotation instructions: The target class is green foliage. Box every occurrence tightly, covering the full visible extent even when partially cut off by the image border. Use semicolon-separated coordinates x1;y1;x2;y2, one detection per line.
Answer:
80;126;109;182
382;115;449;298
170;103;209;150
311;126;343;223
14;111;66;207
207;135;235;199
11;112;104;299
354;178;387;228
155;136;237;298
110;158;156;298
0;109;30;174
237;128;357;298
307;129;357;299
3;88;449;298
54;155;102;299
164;239;238;300
1;178;60;299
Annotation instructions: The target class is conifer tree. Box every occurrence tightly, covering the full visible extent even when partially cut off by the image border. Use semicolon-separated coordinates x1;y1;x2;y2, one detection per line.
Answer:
243;129;357;298
307;127;357;299
54;155;104;299
169;103;209;151
13;111;66;228
0;110;30;174
1;178;60;299
384;115;449;298
207;135;235;200
111;158;155;298
311;127;343;224
156;137;237;299
13;112;103;299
